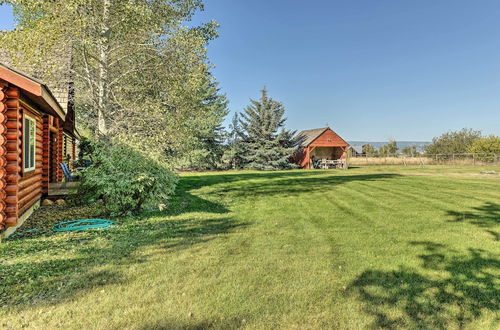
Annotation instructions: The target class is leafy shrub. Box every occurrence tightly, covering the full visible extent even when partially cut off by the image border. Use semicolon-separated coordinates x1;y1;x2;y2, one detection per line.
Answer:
467;135;500;162
379;140;398;156
77;141;178;216
174;148;219;171
425;128;481;155
73;137;95;168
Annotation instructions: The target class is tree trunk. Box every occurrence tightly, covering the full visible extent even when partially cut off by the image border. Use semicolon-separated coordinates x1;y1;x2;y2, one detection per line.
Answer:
97;0;111;136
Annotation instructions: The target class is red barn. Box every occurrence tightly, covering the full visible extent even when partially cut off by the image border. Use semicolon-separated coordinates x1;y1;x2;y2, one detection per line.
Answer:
293;127;349;169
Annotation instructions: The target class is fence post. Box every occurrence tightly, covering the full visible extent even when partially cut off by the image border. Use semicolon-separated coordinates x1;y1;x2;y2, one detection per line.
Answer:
473;153;476;166
494;154;498;164
452;154;455;165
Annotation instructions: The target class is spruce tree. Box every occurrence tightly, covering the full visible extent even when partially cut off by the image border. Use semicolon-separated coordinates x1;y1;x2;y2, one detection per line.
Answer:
222;113;246;169
238;88;300;170
174;78;229;170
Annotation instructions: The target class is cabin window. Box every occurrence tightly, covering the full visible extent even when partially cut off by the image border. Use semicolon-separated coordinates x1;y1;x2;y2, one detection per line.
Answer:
23;115;36;172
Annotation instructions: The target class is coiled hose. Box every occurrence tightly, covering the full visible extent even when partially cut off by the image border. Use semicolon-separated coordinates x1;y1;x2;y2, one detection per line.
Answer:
52;219;114;232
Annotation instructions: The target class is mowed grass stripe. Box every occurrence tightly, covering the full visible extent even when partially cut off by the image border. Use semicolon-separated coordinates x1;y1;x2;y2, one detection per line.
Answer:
358;177;500;223
352;178;499;244
379;174;500;202
233;182;364;328
355;179;468;212
1;166;498;329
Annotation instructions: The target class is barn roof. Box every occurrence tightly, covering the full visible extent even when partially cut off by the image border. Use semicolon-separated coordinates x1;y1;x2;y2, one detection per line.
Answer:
297;127;329;147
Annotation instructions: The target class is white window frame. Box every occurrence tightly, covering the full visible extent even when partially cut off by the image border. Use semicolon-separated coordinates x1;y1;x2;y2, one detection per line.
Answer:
23;114;36;172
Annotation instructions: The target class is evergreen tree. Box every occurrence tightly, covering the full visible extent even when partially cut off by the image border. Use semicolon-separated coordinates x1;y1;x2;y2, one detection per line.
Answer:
173;77;229;170
238;88;299;170
222;113;245;169
1;0;222;163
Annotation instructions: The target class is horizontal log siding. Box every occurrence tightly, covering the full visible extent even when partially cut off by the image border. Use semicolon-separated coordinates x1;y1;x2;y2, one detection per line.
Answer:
18;108;43;216
42;116;49;194
3;85;20;227
0;83;7;229
0;81;64;231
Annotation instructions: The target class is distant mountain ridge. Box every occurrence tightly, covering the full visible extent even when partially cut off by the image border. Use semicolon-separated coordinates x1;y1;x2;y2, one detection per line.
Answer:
348;141;431;152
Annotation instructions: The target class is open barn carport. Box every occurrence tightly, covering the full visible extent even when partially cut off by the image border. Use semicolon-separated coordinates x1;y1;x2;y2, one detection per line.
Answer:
292;127;350;169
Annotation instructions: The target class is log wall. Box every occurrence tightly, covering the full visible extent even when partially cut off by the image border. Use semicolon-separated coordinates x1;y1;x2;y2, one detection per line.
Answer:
42;116;50;194
18;107;43;216
0;83;8;230
0;81;62;229
3;84;21;228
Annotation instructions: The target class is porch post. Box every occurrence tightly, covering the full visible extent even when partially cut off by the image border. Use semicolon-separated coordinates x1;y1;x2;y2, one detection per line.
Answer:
306;146;311;169
42;115;50;194
345;146;349;169
56;120;63;182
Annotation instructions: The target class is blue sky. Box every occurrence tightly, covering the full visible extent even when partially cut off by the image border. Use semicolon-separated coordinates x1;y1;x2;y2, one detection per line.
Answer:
2;1;500;141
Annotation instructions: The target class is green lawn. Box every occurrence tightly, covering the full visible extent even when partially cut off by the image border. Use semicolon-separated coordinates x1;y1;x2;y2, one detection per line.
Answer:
1;166;499;329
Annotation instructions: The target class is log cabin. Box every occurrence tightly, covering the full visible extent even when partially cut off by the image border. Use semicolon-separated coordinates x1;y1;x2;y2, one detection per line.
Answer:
292;127;350;169
0;63;70;239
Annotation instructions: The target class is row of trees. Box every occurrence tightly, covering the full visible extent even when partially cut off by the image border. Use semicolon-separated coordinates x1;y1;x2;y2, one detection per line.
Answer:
185;88;301;171
425;128;500;156
362;140;403;157
0;0;228;168
0;0;236;214
0;1;302;172
361;128;500;159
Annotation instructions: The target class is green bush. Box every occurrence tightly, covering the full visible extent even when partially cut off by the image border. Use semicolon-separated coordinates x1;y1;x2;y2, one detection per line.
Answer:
74;137;95;168
467;135;500;162
77;142;178;216
425;128;481;155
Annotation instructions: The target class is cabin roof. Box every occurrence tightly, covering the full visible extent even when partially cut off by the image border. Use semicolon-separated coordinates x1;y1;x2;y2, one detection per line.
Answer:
0;62;65;120
0;47;73;115
297;127;330;147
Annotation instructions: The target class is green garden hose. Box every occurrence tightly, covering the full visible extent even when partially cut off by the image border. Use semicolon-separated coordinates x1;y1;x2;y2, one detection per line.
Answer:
52;219;114;232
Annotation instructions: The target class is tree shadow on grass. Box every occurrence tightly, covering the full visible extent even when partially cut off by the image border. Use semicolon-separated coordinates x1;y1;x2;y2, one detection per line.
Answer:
447;202;499;228
168;182;230;216
349;241;500;329
229;174;400;199
447;202;500;241
179;172;401;202
169;171;401;216
1;170;400;312
165;171;321;216
0;214;246;309
139;315;249;330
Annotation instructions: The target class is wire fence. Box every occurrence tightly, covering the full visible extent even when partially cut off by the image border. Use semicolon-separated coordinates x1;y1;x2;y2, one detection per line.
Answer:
349;153;500;166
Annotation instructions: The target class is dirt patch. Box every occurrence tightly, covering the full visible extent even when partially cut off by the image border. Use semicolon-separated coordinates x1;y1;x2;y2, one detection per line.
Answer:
480;170;498;175
8;204;100;240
